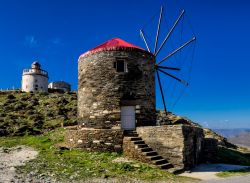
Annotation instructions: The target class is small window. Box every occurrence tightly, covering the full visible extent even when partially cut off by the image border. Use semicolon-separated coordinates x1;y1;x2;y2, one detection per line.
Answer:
114;59;128;73
35;79;38;82
35;84;38;87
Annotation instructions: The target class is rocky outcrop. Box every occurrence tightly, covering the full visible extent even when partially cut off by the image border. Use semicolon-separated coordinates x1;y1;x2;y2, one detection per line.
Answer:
203;128;237;149
157;111;201;127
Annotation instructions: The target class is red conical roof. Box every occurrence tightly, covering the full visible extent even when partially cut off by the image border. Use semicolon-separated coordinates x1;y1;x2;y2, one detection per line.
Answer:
79;38;147;58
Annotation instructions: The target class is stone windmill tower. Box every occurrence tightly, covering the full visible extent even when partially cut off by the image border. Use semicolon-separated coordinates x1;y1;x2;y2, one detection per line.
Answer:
78;38;156;130
21;61;49;92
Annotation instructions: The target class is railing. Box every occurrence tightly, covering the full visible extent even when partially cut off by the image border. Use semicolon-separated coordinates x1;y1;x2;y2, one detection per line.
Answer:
23;68;48;77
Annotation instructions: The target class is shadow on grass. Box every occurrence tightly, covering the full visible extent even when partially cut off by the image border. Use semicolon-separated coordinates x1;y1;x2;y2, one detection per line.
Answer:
215;146;250;166
217;167;250;177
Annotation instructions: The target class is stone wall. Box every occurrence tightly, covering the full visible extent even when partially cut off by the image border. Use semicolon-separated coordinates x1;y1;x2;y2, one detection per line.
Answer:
136;125;204;170
202;138;218;162
78;50;156;129
64;127;123;152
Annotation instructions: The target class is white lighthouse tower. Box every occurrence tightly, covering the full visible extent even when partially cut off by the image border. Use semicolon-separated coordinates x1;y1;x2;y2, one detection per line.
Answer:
21;61;49;92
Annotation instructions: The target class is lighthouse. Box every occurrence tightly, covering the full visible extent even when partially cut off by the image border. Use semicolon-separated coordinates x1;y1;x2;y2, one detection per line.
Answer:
21;61;49;92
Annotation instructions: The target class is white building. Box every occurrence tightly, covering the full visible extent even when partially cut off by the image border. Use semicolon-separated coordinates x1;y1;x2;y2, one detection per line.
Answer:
21;61;49;92
48;81;71;92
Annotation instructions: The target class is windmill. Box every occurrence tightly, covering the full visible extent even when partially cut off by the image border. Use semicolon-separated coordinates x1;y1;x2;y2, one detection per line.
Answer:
139;6;196;115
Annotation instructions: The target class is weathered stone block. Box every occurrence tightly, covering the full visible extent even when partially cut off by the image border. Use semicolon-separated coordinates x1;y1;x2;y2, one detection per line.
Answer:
65;127;124;152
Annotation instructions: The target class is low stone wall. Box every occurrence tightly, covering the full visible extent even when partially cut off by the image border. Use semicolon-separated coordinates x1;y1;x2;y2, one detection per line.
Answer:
136;125;204;170
64;127;123;152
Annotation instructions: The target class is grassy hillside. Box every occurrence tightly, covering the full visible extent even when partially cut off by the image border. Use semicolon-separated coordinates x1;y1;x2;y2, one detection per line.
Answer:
215;146;250;166
0;92;249;180
0;91;77;136
0;129;195;182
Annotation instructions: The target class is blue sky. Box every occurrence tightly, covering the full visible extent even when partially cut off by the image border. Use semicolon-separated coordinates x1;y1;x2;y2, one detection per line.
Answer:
0;0;249;129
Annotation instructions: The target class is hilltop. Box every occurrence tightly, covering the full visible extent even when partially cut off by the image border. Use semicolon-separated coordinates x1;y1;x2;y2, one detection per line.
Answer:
0;90;241;150
0;91;250;182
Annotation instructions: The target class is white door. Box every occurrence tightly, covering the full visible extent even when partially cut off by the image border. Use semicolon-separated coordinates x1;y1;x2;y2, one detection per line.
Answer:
121;106;136;130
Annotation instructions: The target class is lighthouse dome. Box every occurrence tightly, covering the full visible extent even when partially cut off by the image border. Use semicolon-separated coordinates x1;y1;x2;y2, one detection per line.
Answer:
31;61;41;69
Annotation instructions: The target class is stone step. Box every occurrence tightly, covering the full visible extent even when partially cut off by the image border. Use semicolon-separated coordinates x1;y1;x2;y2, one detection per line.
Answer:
130;137;142;141
144;151;158;156
128;134;139;137
153;159;168;165
140;147;153;152
126;131;174;171
133;140;145;145
147;155;162;161
158;163;174;170
136;144;148;148
124;131;138;137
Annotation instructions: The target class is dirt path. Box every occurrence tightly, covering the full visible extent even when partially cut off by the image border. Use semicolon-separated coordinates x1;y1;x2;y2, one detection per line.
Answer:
201;174;250;183
0;146;38;183
1;147;249;183
180;163;250;181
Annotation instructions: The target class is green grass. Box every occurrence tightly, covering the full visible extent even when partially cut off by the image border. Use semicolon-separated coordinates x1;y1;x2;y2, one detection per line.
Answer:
215;146;250;177
216;167;250;177
0;129;194;182
215;146;250;166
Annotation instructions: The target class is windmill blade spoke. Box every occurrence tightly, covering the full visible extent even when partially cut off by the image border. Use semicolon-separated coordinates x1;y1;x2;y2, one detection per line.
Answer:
158;68;188;86
140;29;151;53
156;70;167;113
156;65;180;71
157;37;196;66
153;6;163;54
155;9;185;56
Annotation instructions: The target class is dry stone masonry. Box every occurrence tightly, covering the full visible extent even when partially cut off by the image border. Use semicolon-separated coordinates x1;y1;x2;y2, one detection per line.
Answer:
65;126;123;152
78;38;156;128
63;37;219;172
136;125;204;170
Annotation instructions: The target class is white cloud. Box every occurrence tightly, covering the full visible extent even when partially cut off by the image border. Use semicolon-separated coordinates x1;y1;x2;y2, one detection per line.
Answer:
24;35;38;47
51;38;62;45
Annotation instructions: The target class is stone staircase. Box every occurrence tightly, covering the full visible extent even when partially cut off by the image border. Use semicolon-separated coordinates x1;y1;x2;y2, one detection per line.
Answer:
123;131;174;170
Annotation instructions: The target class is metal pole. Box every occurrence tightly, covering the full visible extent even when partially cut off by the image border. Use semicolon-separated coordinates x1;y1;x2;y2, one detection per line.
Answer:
156;65;181;71
140;29;151;53
157;37;196;66
154;6;163;54
158;68;188;86
155;10;185;56
156;70;167;114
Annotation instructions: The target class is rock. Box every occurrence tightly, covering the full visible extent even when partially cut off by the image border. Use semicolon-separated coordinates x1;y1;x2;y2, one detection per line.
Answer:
3;148;10;153
101;174;109;179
